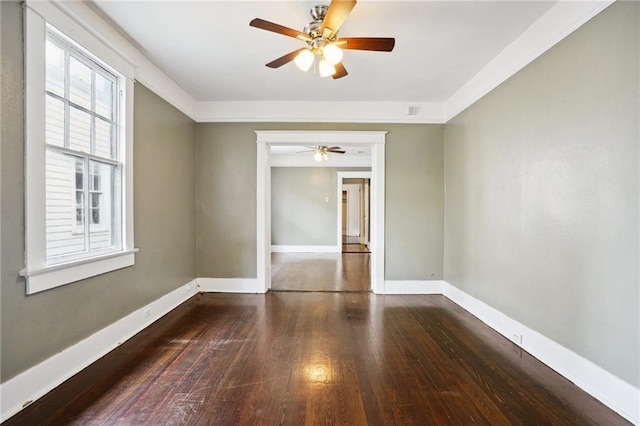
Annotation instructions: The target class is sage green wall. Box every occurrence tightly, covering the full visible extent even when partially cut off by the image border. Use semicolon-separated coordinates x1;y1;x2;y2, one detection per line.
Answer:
444;1;639;387
196;123;444;280
196;123;257;278
0;0;197;381
271;167;369;246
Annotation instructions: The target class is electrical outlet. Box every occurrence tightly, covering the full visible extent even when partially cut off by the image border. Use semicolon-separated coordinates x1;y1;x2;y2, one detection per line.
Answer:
511;333;523;345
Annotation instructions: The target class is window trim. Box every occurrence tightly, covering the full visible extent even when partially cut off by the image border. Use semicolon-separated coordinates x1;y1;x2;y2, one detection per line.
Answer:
22;2;136;294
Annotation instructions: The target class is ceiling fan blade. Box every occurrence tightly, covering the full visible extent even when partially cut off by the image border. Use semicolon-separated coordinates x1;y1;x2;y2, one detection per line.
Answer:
337;37;395;52
266;48;306;68
332;63;348;79
320;0;357;38
326;146;342;150
250;18;310;41
329;150;346;154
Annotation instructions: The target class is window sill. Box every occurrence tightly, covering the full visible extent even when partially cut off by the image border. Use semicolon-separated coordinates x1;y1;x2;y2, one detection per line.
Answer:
20;249;138;294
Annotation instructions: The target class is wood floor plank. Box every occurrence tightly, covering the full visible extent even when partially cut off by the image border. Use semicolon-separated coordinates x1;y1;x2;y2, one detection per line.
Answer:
271;252;370;292
3;292;631;425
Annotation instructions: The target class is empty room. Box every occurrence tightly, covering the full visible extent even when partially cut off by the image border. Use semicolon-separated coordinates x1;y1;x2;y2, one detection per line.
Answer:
1;0;638;424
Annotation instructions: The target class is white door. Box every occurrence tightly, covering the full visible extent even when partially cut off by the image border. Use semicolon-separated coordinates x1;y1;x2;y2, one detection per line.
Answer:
343;184;361;237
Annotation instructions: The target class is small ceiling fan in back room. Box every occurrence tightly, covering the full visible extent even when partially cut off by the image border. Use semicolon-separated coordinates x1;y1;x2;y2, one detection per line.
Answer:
249;0;395;79
298;146;347;161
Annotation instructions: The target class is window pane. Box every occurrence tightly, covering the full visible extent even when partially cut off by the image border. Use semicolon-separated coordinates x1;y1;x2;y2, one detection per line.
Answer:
76;160;84;190
46;39;65;97
88;161;120;251
69;106;91;153
76;190;84;226
45;95;65;147
69;55;92;110
46;150;86;259
94;117;114;159
95;73;113;119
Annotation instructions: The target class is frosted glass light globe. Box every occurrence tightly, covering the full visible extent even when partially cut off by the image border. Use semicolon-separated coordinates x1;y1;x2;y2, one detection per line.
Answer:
323;44;343;65
319;59;336;77
294;49;314;71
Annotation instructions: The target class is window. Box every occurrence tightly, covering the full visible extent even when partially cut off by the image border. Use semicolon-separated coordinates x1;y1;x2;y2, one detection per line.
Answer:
23;2;136;294
45;32;121;263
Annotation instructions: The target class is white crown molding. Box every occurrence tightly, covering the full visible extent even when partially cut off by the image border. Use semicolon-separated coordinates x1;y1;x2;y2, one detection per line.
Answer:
44;0;614;125
444;0;615;121
48;0;198;120
196;101;445;123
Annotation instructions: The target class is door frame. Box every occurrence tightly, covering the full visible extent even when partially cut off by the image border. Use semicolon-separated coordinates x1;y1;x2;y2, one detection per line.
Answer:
337;172;372;252
256;130;386;294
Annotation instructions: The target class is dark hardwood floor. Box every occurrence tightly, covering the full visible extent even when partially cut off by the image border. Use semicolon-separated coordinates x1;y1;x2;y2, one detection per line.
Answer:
271;252;370;292
342;236;370;254
4;292;630;425
342;244;370;253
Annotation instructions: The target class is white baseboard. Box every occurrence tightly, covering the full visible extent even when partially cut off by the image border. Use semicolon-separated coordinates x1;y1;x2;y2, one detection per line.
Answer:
442;281;640;425
0;279;199;423
384;280;444;294
3;278;636;424
197;277;264;293
270;245;339;253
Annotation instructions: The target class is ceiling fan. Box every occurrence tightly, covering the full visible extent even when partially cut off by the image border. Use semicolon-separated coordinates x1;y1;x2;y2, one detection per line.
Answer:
298;146;347;161
249;0;395;79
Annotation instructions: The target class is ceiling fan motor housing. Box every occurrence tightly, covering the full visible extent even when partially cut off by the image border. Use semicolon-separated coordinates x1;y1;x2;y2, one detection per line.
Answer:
304;5;330;39
310;5;328;21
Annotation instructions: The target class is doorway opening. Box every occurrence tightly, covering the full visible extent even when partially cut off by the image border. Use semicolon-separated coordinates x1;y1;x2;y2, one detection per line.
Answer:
256;131;386;294
338;172;371;254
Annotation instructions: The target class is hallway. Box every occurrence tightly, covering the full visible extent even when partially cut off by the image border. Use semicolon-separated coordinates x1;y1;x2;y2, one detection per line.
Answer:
341;235;370;253
271;252;370;292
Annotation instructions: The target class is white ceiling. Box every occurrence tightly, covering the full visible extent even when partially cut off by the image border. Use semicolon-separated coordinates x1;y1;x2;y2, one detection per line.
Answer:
85;0;611;122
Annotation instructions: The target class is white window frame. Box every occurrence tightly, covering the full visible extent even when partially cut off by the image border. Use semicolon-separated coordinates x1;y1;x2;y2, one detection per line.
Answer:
21;1;136;295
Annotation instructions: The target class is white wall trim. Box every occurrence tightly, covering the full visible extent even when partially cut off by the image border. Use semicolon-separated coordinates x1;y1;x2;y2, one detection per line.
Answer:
441;281;640;425
444;0;615;121
196;101;444;124
24;0;613;125
196;278;263;294
2;278;636;424
0;280;199;423
256;131;386;294
384;280;444;295
271;245;339;253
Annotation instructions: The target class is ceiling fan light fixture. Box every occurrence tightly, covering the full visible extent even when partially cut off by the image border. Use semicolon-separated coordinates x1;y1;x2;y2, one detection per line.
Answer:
294;49;314;71
323;43;343;65
314;151;324;162
319;58;336;77
250;0;395;79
